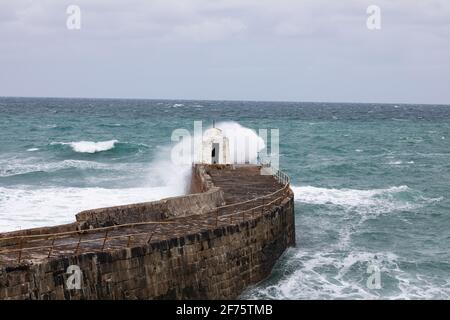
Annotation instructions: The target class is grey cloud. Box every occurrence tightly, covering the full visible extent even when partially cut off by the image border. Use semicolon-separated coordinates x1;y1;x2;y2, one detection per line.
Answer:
0;0;449;104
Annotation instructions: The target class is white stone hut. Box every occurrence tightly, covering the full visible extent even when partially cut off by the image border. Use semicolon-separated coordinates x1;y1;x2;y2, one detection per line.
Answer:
200;125;231;164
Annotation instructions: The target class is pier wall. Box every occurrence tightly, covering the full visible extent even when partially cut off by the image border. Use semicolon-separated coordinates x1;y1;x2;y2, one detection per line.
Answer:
75;164;224;229
0;223;79;247
75;187;225;229
0;165;295;300
0;193;294;300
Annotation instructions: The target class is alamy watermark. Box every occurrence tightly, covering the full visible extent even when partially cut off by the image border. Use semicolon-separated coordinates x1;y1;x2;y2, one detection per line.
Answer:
64;5;381;32
366;5;382;30
366;263;382;290
66;5;81;30
66;265;83;290
170;121;280;173
171;121;280;169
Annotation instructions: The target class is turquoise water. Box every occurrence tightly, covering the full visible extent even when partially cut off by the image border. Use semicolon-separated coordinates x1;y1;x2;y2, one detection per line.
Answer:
1;97;449;299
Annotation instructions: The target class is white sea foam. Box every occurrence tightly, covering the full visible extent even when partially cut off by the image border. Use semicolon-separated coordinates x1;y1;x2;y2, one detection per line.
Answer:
217;121;265;164
292;185;409;209
290;184;443;222
388;160;403;165
26;148;39;152
0;186;176;232
244;183;448;300
243;249;450;300
54;140;118;153
291;184;442;251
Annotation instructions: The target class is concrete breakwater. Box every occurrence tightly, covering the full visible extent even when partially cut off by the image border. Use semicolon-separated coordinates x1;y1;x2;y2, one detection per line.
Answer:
0;164;295;300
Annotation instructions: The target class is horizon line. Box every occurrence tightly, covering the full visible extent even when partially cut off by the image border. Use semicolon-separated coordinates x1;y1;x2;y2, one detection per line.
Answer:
1;95;449;107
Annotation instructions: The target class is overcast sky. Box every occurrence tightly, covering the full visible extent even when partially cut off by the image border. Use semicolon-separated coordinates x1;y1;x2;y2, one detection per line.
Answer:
1;0;449;104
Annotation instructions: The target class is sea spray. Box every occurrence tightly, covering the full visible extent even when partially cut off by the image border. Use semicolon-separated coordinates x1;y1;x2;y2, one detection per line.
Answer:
217;121;266;164
170;121;266;166
163;121;267;193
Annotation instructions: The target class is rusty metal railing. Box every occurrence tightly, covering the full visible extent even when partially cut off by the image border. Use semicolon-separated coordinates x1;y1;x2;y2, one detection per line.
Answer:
257;153;290;185
0;166;291;263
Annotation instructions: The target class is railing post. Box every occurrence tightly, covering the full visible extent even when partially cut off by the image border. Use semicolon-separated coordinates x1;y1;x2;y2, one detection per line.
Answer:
127;236;132;248
74;234;82;254
261;198;265;214
47;237;56;258
17;238;23;263
147;227;156;244
215;208;219;228
101;230;109;251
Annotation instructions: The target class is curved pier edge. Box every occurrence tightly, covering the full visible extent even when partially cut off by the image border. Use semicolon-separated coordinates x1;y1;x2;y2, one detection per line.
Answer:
0;164;295;300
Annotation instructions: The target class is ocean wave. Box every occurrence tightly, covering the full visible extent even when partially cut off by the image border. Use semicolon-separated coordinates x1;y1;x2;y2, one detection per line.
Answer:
52;140;118;153
0;159;109;177
49;140;149;155
99;123;124;128
293;185;408;207
43;124;74;131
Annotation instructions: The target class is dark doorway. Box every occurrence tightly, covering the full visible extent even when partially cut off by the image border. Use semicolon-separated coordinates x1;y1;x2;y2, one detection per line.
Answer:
212;143;220;164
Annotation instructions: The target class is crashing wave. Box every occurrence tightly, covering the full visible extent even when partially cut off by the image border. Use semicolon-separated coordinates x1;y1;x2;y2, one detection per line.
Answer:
52;140;118;153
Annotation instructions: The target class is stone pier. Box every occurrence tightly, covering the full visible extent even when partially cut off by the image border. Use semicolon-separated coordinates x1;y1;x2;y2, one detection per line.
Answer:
0;164;295;300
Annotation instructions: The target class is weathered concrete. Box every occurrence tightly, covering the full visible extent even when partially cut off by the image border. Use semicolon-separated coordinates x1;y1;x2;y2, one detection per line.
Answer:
0;164;295;300
75;187;225;229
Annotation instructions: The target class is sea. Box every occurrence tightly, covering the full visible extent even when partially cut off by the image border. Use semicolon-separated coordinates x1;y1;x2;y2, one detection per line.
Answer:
0;97;449;299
